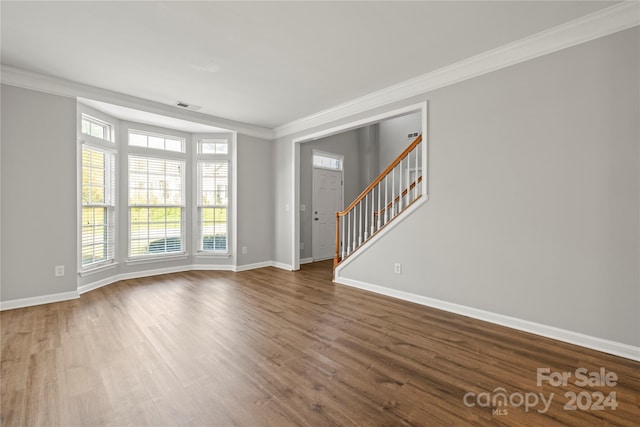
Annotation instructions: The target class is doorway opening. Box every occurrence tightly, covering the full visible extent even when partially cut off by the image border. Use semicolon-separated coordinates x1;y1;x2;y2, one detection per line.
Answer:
292;101;428;271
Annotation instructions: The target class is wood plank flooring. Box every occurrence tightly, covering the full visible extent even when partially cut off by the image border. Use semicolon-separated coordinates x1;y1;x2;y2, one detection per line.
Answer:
1;261;639;426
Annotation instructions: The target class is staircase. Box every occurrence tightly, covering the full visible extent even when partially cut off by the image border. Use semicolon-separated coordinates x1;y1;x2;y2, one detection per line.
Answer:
334;134;423;268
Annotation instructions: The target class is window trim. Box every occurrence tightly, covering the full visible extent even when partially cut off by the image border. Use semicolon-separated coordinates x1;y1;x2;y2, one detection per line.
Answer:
197;160;229;254
312;149;344;171
81;114;113;143
128;128;186;153
195;136;231;255
78;106;118;273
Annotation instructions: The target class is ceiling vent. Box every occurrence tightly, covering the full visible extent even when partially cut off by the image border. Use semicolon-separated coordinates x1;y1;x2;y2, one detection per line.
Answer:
176;101;202;112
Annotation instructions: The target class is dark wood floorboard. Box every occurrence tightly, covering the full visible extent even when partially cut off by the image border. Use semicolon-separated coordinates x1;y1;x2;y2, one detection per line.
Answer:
1;260;638;426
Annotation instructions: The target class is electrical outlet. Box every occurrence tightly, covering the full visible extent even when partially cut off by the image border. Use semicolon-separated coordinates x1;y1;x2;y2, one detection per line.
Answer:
300;242;305;250
394;263;402;274
55;265;65;277
300;204;306;211
241;246;247;254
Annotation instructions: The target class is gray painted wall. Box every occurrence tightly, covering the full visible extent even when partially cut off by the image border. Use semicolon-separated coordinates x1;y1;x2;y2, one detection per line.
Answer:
277;27;640;347
378;111;421;172
357;125;379;190
237;134;274;266
1;85;78;300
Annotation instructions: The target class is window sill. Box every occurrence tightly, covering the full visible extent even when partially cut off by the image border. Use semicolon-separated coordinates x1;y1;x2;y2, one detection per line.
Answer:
79;261;119;277
125;253;189;266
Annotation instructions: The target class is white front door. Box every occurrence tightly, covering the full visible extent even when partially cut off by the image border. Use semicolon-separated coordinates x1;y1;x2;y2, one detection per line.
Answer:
312;168;343;261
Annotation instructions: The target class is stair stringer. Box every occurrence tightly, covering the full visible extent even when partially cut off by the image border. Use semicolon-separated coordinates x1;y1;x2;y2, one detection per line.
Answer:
333;195;427;280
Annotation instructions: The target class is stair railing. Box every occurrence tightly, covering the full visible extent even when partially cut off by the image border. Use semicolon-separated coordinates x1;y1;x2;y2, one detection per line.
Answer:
334;135;423;267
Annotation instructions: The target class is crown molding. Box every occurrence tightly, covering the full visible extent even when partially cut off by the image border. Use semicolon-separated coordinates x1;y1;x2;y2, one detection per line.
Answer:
3;2;637;141
274;1;640;139
0;65;275;140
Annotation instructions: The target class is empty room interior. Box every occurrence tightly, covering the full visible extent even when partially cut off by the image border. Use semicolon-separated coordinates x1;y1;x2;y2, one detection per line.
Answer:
1;1;639;426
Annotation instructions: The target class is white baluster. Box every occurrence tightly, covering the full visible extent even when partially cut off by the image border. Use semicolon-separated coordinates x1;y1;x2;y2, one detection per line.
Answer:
371;187;376;236
391;167;395;219
344;211;351;255
364;194;368;240
384;175;389;224
413;146;417;199
358;202;363;245
378;182;382;228
341;215;346;259
399;158;403;212
352;208;357;251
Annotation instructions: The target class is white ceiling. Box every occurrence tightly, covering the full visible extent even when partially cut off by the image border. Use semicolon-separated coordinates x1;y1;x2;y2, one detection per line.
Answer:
1;1;617;130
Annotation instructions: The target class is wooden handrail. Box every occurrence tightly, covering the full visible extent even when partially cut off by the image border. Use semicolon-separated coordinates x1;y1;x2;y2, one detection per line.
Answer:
374;176;423;217
337;134;422;217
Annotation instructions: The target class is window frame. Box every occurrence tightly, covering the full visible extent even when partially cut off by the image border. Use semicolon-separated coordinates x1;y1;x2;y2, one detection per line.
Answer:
195;138;231;255
127;138;188;260
81;114;113;142
312;150;344;171
78;110;117;273
128;128;185;153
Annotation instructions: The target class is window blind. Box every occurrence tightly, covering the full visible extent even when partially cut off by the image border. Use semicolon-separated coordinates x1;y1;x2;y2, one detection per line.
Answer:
128;155;185;257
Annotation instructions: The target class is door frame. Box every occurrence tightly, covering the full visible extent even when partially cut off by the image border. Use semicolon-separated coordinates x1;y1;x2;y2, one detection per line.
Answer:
311;150;344;261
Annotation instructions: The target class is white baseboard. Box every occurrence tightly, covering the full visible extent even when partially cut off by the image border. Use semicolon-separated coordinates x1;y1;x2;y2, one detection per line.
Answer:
300;257;314;264
77;262;277;295
2;260;296;310
78;264;203;295
333;276;640;362
234;261;274;272
272;262;294;271
0;290;79;311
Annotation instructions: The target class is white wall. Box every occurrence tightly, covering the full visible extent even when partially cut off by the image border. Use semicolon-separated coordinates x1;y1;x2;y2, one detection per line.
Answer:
277;27;640;348
1;85;78;301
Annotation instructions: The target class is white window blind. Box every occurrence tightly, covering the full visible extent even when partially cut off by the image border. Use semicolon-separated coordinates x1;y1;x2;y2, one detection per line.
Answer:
198;161;228;252
81;145;115;267
128;155;185;257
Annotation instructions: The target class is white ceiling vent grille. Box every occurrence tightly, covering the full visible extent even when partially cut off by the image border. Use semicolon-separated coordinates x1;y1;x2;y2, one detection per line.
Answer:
176;101;202;112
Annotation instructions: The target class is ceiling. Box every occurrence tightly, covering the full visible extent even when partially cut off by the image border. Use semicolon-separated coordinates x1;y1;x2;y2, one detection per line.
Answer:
1;1;617;130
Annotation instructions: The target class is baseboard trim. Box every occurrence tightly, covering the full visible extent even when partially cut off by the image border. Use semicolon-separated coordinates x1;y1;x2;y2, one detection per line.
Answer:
3;260;292;310
234;261;274;272
77;262;272;296
272;262;294;271
0;290;79;311
333;276;640;362
300;257;314;265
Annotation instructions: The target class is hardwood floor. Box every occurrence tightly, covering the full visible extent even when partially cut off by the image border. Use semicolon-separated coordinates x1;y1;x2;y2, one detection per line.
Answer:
1;261;638;426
